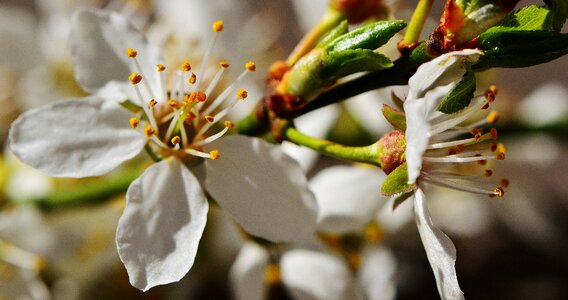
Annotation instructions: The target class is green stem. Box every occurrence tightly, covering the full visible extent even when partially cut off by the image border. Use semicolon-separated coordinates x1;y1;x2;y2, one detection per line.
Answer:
287;8;345;66
404;0;435;45
283;126;380;167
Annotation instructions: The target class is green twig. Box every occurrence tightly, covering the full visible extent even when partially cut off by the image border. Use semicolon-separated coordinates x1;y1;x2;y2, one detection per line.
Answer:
404;0;435;45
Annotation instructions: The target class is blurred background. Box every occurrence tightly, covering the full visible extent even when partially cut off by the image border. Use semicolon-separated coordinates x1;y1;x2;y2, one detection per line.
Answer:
0;0;567;299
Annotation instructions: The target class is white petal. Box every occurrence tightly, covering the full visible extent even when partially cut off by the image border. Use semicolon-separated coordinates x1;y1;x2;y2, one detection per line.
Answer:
358;246;397;300
311;165;386;233
408;49;481;99
229;242;270;300
403;97;430;184
413;188;464;300
9;96;146;178
116;158;209;291
280;249;358;300
282;104;340;171
70;8;161;93
205;135;318;242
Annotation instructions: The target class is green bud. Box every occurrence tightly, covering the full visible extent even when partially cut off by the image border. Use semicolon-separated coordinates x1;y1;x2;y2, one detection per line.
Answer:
381;104;406;131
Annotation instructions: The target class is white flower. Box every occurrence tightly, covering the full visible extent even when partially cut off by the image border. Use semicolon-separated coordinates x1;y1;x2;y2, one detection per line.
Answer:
399;49;509;300
9;8;318;291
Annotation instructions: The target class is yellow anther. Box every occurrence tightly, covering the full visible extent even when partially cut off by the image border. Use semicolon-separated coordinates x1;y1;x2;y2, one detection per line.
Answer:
196;91;207;102
209;150;220;160
129;72;142;85
237;89;248;100
485;85;498;103
213;20;224;32
496;152;505;160
188;73;197;84
485;169;493;177
494;186;505;197
181;61;191;72
318;233;342;251
224;120;234;128
34;257;47;272
264;264;281;286
168;100;179;109
144;125;155;138
171;136;181;145
129;117;140;129
220;60;230;68
364;224;384;244
487;111;500;124
149;99;157;107
205;115;215;123
496;143;507;154
156;64;166;72
245;61;256;72
126;48;138;58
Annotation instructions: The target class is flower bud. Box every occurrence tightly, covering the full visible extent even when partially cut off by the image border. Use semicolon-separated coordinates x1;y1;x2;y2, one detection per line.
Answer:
377;130;406;174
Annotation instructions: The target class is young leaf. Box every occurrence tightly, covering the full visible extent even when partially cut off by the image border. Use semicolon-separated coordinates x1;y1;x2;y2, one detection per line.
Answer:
485;5;555;33
381;163;416;196
322;49;393;81
317;20;349;49
382;104;407;131
324;20;406;52
545;0;568;32
437;72;476;114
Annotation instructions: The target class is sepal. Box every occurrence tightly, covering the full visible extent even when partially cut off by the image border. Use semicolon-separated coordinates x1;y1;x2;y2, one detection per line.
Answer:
381;163;417;196
382;104;406;131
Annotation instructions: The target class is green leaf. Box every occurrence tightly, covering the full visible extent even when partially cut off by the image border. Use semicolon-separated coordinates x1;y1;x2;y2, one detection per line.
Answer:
545;0;568;31
322;49;393;82
325;20;406;52
317;20;349;49
437;71;476;114
382;104;406;131
381;163;416;196
485;5;555;33
476;30;568;68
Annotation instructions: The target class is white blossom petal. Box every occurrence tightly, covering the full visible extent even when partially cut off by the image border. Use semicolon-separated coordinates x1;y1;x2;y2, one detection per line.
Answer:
282;104;340;171
116;158;209;291
358;246;397;300
413;188;464;300
408;49;481;99
280;249;358;300
311;165;386;233
229;242;270;300
70;8;161;93
205;135;318;242
9;96;146;178
403;96;430;184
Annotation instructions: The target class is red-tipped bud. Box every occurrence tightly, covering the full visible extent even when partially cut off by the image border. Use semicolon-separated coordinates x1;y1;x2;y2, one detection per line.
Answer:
377;130;406;174
330;0;387;24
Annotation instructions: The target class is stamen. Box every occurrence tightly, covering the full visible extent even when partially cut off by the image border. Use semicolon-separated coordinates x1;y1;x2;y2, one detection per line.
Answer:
212;20;224;32
168;100;179;109
485;169;493;177
188;73;197;84
422;175;502;196
195;20;224;90
486;111;499;124
144;125;155;138
220;61;230;68
209;150;220;160
224;120;234;128
201;69;249;116
127;48;138;58
423;154;500;163
128;50;156;100
204;64;227;97
185;148;214;159
245;61;256;72
205;115;215;123
193;126;230;147
171;136;180;145
129;72;142;85
496;143;507;154
129;117;140;129
181;61;191;72
149;99;157;107
500;179;510;188
156;64;166;72
494;186;504;197
237;89;248;100
264;264;281;286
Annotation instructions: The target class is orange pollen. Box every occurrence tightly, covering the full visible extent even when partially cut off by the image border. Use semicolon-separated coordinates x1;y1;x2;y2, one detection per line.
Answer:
224;120;234;128
482;103;490;110
205;115;215;123
209;150;220;160
127;48;138;58
168;100;179;109
496;152;505;160
181;61;191;72
474;132;482;141
237;89;248;100
489;143;498;152
171;136;181;145
245;61;256;72
188;73;197;84
129;72;142;85
264;264;281;286
149;99;157;107
144;126;155;138
220;61;230;68
196;92;207;102
129;117;140;129
213;20;224;32
494;186;505;197
156;64;166;72
490;128;498;139
500;179;510;188
485;169;493;177
485;85;498;102
496;143;507;153
487;111;500;124
470;128;483;135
